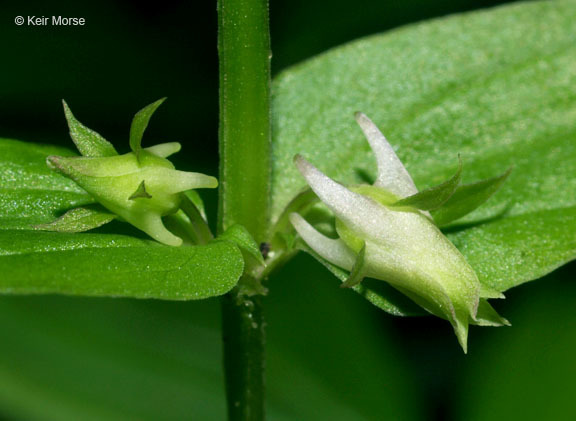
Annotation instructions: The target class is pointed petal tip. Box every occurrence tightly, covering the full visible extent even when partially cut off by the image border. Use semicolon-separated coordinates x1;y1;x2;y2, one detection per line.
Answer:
354;111;366;122
293;154;313;176
354;111;375;130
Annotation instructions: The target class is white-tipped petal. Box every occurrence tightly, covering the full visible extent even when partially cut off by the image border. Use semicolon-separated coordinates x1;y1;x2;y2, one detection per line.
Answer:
294;154;397;240
145;142;182;158
290;213;355;270
354;112;418;198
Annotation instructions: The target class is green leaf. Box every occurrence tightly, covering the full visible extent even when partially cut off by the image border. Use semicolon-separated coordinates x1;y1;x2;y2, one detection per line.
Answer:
393;156;462;211
0;260;423;420
34;206;116;233
0;231;243;300
271;1;576;298
0;137;238;300
432;168;512;227
0;296;228;421
218;224;265;267
448;206;576;293
129;98;166;156
0;138;94;229
62;100;118;157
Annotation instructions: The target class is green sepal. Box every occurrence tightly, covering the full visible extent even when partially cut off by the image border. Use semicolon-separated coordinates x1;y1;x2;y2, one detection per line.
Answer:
433;168;512;227
393;156;462;211
129;98;166;157
62;100;118;157
33;206;116;233
473;299;511;327
341;243;366;288
184;190;207;221
179;194;213;245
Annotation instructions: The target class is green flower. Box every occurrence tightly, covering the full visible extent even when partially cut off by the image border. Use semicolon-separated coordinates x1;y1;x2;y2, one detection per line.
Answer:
41;99;217;246
290;112;509;352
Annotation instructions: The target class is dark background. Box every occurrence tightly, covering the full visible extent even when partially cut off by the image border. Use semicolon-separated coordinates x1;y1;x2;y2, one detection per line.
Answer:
2;1;576;420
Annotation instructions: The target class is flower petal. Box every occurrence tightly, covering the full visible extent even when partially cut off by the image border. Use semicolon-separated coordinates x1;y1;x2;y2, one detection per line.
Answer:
146;168;218;194
144;142;182;158
290;213;355;270
131;213;183;247
294;154;399;240
354;112;418;198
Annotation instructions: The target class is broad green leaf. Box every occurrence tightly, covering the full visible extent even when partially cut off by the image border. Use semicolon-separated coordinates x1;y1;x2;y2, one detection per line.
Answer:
0;138;239;299
0;231;243;300
0;258;422;420
129;98;166;156
62;100;118;157
0;138;94;229
448;206;576;292
34;206;116;233
0;296;227;421
271;1;576;296
393;156;461;211
432;168;512;227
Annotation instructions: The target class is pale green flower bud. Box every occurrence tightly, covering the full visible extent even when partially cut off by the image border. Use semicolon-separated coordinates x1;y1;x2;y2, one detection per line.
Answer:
290;113;508;352
45;99;217;246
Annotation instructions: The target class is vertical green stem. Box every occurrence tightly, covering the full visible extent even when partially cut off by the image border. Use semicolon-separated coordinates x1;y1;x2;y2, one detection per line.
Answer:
218;0;271;241
217;0;271;419
221;294;266;420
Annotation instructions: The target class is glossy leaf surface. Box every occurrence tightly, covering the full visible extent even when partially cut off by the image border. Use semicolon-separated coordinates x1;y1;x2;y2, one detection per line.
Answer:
0;138;94;230
0;139;242;300
271;1;576;298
